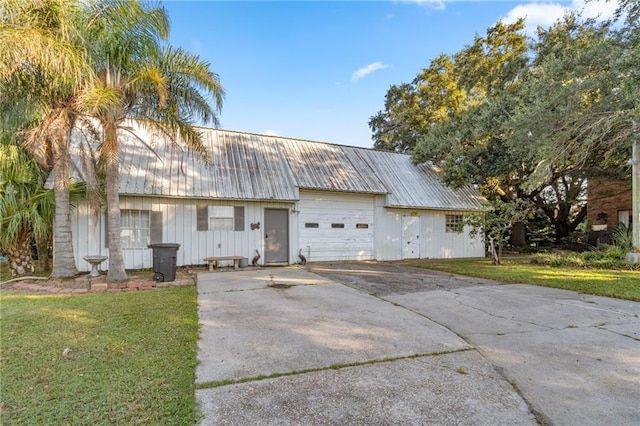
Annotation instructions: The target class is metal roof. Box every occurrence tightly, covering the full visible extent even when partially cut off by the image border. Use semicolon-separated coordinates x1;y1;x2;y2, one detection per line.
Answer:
276;138;387;194
116;127;297;200
70;122;485;209
351;149;486;210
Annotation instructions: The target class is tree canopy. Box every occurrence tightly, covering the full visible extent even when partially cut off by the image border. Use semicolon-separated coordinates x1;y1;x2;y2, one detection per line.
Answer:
0;0;225;280
370;9;637;243
77;0;225;282
1;0;93;278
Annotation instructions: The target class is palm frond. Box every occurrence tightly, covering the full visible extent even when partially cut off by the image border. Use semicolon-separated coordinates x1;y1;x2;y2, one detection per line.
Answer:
0;141;53;248
0;0;89;85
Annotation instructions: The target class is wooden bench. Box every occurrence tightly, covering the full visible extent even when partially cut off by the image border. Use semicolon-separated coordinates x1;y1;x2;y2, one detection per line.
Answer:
203;256;244;271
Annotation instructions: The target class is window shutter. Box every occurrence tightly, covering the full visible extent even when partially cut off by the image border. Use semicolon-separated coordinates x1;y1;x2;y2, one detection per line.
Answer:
234;206;245;231
197;205;209;231
150;211;163;243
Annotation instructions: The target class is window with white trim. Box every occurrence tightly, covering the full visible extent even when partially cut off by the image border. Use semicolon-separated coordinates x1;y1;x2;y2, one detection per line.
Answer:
445;214;464;233
121;210;150;248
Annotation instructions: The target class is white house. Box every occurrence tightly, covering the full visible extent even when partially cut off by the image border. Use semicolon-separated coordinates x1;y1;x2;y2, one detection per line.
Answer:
69;123;487;272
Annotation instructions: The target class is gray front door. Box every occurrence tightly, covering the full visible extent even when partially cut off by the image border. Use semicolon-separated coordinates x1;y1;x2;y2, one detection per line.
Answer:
264;208;289;264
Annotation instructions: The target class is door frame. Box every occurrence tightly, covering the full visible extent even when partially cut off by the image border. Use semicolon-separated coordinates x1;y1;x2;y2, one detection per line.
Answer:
401;215;421;259
264;208;290;264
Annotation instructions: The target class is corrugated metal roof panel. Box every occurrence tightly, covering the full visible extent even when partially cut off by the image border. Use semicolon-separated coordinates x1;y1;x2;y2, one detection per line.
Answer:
353;149;486;210
277;138;387;194
116;125;298;200
67;122;484;209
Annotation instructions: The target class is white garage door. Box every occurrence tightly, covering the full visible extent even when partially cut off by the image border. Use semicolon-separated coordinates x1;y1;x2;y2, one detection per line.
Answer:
298;190;374;262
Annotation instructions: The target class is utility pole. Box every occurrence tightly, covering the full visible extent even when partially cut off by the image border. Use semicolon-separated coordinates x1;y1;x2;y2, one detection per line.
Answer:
627;120;640;264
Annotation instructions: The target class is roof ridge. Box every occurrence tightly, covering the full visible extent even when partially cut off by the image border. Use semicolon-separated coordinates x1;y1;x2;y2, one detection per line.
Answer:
193;125;411;156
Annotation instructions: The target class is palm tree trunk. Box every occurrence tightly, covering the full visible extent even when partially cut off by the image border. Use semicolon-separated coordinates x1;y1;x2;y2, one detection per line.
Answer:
35;234;50;272
50;114;79;278
5;228;35;278
104;123;128;282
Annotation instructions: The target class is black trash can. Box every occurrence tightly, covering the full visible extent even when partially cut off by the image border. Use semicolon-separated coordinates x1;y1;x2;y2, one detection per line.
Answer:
148;243;180;282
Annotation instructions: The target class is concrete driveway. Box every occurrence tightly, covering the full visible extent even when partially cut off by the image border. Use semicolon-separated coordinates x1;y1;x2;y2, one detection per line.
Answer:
196;262;640;425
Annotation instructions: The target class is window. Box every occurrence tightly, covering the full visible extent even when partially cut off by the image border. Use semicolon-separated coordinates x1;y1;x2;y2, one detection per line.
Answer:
356;223;369;229
104;210;162;248
197;205;245;231
618;210;632;228
209;206;234;230
331;223;344;228
445;214;464;233
121;210;150;248
305;223;319;228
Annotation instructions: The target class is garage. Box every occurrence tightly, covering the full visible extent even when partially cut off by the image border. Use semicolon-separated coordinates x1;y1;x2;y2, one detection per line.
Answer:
298;190;375;262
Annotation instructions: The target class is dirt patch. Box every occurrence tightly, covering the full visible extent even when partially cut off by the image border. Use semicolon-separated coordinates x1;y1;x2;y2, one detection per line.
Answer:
1;267;197;293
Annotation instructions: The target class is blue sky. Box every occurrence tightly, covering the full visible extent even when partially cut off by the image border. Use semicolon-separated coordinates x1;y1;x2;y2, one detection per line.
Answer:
163;0;618;148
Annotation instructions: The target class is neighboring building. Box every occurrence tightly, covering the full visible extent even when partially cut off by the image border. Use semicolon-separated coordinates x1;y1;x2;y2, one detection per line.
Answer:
587;177;633;244
70;123;487;272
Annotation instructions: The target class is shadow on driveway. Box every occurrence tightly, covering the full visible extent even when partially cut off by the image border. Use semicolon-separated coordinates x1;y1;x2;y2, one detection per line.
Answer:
308;261;640;426
305;260;498;296
196;266;538;425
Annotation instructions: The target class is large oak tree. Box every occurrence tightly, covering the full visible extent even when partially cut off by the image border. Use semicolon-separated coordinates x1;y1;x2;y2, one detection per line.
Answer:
371;13;635;243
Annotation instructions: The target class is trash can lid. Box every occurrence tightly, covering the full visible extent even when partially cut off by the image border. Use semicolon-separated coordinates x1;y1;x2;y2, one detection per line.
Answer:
147;243;181;249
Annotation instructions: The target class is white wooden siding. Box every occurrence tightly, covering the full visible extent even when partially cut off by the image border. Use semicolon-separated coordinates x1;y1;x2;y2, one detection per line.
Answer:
71;193;483;272
375;201;485;261
72;196;294;271
70;202;104;272
298;190;374;262
420;211;484;258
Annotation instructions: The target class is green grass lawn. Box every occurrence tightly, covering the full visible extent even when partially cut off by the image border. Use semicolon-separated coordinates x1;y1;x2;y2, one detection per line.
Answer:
0;286;199;425
404;257;640;302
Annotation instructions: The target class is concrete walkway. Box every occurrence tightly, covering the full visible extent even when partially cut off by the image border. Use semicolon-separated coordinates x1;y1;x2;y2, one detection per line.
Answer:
196;264;640;425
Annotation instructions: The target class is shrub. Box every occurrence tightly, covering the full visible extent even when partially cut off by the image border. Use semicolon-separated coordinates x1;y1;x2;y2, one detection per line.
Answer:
531;246;632;270
581;246;626;261
531;252;567;267
565;252;587;268
609;224;633;251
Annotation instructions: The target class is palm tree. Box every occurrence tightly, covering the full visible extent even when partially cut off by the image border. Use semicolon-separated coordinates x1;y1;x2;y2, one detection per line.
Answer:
79;1;224;281
0;0;90;278
0;143;54;278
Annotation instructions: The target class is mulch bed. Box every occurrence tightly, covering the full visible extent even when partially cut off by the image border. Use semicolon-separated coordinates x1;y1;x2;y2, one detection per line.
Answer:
1;270;199;294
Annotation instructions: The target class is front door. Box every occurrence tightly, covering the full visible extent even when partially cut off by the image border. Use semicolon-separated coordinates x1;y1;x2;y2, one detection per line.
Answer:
264;208;289;264
402;215;420;259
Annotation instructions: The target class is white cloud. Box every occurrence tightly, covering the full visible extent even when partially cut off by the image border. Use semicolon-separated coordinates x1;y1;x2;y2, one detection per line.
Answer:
264;129;279;136
503;3;568;33
575;0;618;20
351;62;390;82
399;0;446;11
503;0;619;35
